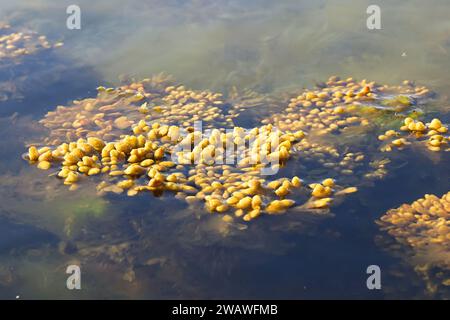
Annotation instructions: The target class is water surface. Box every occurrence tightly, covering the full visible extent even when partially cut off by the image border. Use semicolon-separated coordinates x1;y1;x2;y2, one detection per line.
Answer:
0;0;449;299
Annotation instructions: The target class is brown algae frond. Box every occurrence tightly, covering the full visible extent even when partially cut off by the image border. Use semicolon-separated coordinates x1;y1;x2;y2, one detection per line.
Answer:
377;192;450;293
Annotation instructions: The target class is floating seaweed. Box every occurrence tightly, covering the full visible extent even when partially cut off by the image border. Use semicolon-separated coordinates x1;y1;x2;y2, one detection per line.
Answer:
260;76;432;135
38;75;230;145
21;76;444;226
0;23;63;106
377;192;450;297
0;22;62;64
378;117;449;153
23;77;407;223
0;23;102;120
25;120;348;222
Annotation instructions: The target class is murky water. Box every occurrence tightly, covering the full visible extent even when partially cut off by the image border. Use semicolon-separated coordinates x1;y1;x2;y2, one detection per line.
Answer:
0;0;449;299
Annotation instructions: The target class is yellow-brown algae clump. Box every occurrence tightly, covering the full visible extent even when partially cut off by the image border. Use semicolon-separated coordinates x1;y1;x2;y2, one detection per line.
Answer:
378;191;450;247
257;78;435;182
335;187;358;196
27;146;40;162
310;198;333;209
377;192;450;291
24;116;361;222
381;117;449;152
171;124;301;167
256;77;437;190
37;160;51;170
322;178;335;188
0;23;63;60
266;199;295;214
310;183;333;198
39;76;174;145
25;75;417;223
34;75;425;196
261;76;430;136
38;78;233;146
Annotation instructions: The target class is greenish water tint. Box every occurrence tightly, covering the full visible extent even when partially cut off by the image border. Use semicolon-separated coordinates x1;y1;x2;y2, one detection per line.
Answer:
0;0;449;299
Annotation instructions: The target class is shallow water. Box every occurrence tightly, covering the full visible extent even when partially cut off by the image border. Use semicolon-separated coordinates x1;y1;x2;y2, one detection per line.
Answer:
0;0;449;299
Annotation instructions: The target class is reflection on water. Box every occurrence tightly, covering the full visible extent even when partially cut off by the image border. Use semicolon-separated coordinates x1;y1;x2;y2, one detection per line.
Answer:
0;0;449;299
